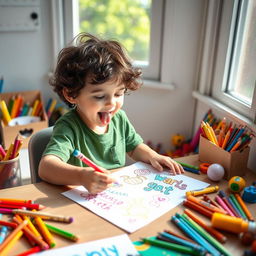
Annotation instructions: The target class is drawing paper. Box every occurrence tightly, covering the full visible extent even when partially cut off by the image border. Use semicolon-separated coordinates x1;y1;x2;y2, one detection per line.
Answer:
63;162;209;233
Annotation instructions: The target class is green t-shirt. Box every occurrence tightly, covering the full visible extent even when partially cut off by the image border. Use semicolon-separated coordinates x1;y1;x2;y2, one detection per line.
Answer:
43;109;143;169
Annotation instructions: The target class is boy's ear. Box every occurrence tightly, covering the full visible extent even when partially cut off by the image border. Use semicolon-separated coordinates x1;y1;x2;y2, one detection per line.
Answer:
63;88;76;104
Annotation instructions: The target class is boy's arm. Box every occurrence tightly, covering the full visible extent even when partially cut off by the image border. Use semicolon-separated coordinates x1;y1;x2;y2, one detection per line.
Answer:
39;155;114;193
127;143;184;174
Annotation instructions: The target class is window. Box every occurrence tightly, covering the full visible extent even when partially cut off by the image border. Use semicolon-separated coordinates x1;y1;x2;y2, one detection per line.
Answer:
63;0;164;80
211;0;256;121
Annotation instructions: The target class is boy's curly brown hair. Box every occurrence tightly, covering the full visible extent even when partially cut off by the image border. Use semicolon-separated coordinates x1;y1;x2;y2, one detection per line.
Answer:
49;33;142;107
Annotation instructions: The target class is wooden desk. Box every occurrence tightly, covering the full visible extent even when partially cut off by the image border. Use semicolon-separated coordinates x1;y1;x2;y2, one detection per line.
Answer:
1;155;255;255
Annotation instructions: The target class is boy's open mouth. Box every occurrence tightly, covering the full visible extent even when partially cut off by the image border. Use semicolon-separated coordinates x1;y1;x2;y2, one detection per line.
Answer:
98;112;111;125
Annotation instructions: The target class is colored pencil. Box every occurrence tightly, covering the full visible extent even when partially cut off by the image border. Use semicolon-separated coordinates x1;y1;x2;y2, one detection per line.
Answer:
183;199;213;218
172;214;219;255
0;220;17;229
13;216;49;250
181;213;231;256
21;215;42;239
0;200;45;210
187;195;227;214
0;100;11;124
0;230;23;256
44;222;79;242
0;198;33;204
229;194;247;219
186;186;219;197
142;237;198;255
0;208;73;223
73;149;104;173
158;231;206;255
0;219;28;253
13;215;36;247
0;226;8;244
218;190;239;217
16;246;41;256
34;215;56;248
184;209;227;243
175;161;199;170
164;229;196;244
203;194;221;208
214;195;235;216
234;193;254;221
182;166;200;174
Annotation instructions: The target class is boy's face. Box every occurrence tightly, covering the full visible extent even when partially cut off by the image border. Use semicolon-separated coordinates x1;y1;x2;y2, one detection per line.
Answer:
70;79;126;134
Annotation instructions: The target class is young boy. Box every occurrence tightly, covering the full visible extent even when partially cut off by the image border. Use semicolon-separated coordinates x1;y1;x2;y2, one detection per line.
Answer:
39;33;184;194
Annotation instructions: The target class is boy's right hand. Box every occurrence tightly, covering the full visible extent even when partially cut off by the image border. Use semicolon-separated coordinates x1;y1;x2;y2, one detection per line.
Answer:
81;168;115;194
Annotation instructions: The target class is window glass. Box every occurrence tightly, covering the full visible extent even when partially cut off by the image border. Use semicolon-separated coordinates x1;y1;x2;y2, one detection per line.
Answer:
226;0;255;105
79;0;151;66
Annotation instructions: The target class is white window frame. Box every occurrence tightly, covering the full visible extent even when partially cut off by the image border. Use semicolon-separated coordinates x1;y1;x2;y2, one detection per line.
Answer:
196;0;256;125
62;0;164;81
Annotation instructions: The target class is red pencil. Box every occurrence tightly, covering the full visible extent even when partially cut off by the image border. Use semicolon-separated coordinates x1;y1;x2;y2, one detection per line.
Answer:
16;246;41;256
0;200;45;210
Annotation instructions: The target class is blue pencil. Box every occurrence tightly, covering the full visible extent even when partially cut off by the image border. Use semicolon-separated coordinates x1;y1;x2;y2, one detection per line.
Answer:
159;231;206;255
171;215;221;255
226;126;245;151
0;76;3;93
183;166;200;174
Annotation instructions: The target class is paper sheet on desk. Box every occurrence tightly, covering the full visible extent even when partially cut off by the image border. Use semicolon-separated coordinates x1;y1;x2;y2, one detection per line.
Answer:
31;234;138;256
62;162;210;233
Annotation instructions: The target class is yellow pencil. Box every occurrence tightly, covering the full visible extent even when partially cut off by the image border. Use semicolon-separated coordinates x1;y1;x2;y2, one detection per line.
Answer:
2;143;14;161
0;100;11;124
207;123;218;145
31;100;39;116
34;215;56;248
47;99;57;118
21;215;42;238
0;230;23;256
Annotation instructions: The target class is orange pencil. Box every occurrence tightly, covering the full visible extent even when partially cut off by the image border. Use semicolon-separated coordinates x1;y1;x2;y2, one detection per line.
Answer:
184;209;227;243
13;216;49;250
34;215;56;248
183;199;213;218
187;195;227;214
230;138;242;152
0;219;28;253
221;129;231;149
234;193;254;221
11;95;22;119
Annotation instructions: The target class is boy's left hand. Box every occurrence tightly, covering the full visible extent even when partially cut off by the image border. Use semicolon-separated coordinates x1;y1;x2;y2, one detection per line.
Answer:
149;154;184;175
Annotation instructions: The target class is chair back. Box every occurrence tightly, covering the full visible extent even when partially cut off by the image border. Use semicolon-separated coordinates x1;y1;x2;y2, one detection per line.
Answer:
28;126;53;183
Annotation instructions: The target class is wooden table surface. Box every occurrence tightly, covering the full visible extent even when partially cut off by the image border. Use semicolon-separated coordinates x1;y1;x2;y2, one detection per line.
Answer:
1;154;255;255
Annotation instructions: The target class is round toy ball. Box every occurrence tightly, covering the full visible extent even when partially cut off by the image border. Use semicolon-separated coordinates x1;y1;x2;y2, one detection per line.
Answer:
207;163;225;181
228;176;246;193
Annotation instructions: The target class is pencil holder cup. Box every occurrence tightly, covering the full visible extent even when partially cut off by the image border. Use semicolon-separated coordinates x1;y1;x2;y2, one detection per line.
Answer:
0;155;21;189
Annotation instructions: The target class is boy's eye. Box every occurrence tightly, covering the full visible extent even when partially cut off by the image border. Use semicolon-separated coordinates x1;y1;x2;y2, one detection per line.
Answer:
94;95;105;100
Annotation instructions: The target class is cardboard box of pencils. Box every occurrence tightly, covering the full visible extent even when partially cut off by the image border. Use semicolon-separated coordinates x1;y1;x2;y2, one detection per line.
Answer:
0;90;48;148
199;135;250;180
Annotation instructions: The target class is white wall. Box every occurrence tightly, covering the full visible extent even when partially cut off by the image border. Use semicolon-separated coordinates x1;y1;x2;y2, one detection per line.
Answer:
0;0;206;156
0;0;54;103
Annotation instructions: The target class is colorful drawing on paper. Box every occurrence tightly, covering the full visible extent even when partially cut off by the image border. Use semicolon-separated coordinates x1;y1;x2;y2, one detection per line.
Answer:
62;162;210;233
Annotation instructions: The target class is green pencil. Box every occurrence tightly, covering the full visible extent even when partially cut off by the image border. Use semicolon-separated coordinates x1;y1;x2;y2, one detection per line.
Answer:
142;237;199;255
181;213;231;256
175;161;199;170
229;194;247;219
44;223;79;242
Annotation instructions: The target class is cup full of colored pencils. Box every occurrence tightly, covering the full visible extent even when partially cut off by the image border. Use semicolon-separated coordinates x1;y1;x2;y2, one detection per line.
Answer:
0;135;23;189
